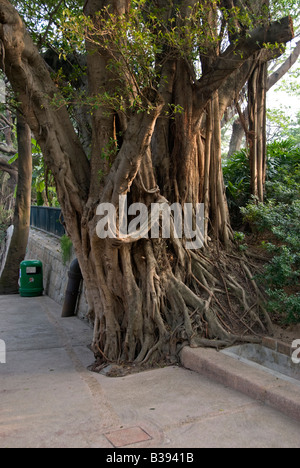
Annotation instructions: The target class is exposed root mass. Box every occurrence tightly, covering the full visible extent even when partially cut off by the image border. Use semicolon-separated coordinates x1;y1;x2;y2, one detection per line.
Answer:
88;236;272;372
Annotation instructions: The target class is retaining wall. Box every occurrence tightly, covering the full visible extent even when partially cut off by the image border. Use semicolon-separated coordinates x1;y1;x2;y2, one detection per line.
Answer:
25;228;89;319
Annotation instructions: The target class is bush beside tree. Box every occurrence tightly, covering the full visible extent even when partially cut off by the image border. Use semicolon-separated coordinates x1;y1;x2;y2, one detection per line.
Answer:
224;140;300;324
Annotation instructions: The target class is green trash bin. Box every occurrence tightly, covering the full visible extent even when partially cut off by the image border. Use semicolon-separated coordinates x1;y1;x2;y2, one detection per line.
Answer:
19;260;44;297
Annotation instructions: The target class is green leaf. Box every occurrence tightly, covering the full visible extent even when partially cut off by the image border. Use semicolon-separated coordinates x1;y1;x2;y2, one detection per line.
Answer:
8;153;18;164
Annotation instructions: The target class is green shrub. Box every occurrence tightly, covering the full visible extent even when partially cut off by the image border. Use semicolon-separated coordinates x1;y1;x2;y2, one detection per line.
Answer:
238;140;300;323
60;234;73;265
223;139;300;216
242;198;300;324
233;231;247;251
222;149;251;225
266;140;300;203
262;244;299;289
266;290;300;325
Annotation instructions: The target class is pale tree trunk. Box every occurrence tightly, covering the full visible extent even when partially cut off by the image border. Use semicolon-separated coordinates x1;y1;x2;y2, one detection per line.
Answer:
0;0;294;364
227;40;300;197
228;118;245;157
0;109;18;210
0;171;16;211
248;59;268;202
0;113;32;293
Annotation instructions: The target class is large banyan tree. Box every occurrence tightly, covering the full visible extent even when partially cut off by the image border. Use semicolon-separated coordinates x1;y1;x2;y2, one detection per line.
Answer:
0;0;295;364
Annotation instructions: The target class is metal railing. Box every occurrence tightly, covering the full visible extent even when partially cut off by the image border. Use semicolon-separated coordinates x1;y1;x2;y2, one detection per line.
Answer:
30;206;65;237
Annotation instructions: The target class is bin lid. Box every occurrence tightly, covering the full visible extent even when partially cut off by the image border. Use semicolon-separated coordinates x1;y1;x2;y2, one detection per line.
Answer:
20;260;43;267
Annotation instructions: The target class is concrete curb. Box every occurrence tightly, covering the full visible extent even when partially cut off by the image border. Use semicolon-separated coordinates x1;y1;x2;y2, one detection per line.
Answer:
180;347;300;423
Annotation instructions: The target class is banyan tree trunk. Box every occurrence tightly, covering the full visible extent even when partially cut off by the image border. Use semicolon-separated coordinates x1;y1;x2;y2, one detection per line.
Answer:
0;0;294;364
0;113;32;293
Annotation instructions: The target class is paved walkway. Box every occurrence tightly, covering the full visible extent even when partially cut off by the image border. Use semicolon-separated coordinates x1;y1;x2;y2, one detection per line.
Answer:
0;295;299;448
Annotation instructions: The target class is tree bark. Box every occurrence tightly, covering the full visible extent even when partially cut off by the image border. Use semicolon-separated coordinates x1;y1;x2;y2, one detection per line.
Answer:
0;113;32;293
228;118;245;157
0;156;17;180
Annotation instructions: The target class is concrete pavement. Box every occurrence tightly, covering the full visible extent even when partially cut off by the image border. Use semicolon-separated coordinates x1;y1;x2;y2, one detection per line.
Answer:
0;295;299;448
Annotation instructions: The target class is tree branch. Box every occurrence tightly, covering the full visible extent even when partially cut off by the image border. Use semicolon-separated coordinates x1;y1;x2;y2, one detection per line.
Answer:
38;0;64;47
267;40;300;90
101;89;164;206
195;16;294;114
0;154;17;179
0;142;15;155
0;0;90;214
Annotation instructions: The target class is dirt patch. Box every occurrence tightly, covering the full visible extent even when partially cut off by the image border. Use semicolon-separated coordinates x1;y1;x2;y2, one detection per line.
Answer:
272;323;300;345
88;359;177;378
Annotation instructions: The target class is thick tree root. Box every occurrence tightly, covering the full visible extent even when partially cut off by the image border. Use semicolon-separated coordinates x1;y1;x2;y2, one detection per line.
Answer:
88;236;272;370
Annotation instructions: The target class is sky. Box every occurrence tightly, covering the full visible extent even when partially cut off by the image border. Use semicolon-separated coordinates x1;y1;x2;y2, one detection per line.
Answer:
267;43;300;118
267;87;300;118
